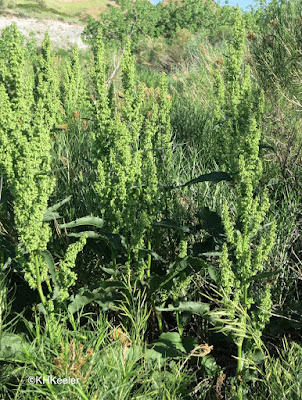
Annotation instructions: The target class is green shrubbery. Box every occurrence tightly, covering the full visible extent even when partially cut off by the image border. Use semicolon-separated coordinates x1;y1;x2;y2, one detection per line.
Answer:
82;0;237;49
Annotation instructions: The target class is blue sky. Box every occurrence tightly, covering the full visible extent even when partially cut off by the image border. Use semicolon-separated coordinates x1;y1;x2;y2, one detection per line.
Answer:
151;0;259;11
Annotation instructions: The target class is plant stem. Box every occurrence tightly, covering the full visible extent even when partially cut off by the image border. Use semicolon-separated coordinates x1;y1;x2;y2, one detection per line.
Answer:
46;279;52;293
34;253;46;307
147;231;151;278
237;282;248;374
237;340;243;374
156;311;163;334
176;311;183;337
154;303;163;335
34;305;41;344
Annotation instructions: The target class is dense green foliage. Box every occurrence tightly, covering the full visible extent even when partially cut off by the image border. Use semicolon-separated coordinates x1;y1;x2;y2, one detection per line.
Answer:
0;1;301;399
82;0;238;48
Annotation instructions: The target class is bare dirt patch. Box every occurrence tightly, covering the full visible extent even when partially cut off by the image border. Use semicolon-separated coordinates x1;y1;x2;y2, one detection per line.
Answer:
0;15;89;50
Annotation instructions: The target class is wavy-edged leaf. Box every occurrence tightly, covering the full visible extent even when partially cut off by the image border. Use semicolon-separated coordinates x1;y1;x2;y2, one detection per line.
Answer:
43;196;71;222
148;257;209;296
44;196;71;214
59;216;104;229
247;269;281;283
197;206;224;237
42;211;62;222
100;266;117;275
1;257;12;271
147;332;186;360
138;248;168;263
156;301;210;316
152;219;190;233
208;265;218;282
187;256;208;270
148;259;188;294
67;230;126;251
98;232;127;251
40;250;60;298
0;333;29;361
179;171;232;188
201;252;222;257
68;282;124;314
68;231;101;239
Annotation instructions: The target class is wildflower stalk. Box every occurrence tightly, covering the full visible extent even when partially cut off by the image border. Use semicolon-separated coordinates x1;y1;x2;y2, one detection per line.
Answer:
0;25;87;320
92;35;173;279
61;44;85;116
213;11;277;379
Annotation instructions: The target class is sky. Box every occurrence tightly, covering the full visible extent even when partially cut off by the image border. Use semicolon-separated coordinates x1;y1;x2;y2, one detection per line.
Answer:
151;0;259;11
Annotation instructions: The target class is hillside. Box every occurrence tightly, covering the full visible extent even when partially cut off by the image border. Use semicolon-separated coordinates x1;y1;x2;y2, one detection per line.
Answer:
0;0;114;23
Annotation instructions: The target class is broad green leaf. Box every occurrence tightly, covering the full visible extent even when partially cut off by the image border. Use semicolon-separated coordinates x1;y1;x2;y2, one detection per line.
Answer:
44;196;72;213
0;333;29;361
68;283;124;314
187;256;208;270
152;219;190;233
42;211;61;222
99;232;127;251
148;259;189;294
59;216;104;229
182;336;199;353
188;255;218;281
201;252;222;257
138;248;168;263
200;355;220;375
68;231;127;251
100;266;118;275
197;207;224;237
252;349;266;365
179;171;232;188
208;265;218;282
156;301;210;316
43;196;72;221
1;257;12;271
40;250;60;297
148;256;209;296
247;269;281;283
68;231;101;239
147;332;187;360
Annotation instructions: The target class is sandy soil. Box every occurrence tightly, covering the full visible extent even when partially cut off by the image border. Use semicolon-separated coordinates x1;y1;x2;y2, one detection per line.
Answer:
0;14;89;50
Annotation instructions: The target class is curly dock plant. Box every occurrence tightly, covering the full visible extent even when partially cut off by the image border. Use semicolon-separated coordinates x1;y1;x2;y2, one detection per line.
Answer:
61;44;88;118
0;24;86;314
211;11;277;380
91;33;173;277
0;25;54;307
33;32;61;130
